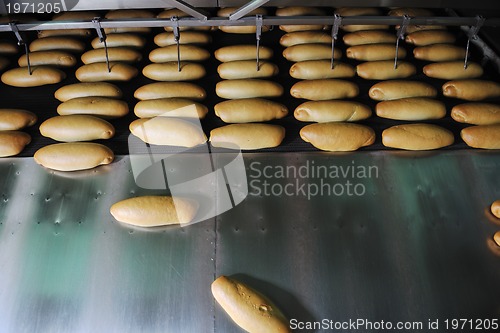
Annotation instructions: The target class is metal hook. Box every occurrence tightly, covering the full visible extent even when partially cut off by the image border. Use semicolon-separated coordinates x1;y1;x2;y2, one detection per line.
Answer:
255;14;263;71
9;22;31;75
171;16;181;72
464;15;485;69
92;18;110;73
394;15;411;69
331;14;342;69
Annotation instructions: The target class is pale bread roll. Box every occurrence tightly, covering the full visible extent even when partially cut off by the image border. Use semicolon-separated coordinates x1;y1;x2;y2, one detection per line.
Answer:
0;57;9;71
343;30;397;46
0;131;31;157
81;48;143;64
34;143;114;171
210;124;285;150
110;196;198;227
401;25;446;34
216;80;283;99
357;60;416;80
347;44;406;61
369;81;437;101
18;51;77;67
382;124;454;150
135;82;206;100
215;99;288;123
423;61;483;80
55;82;123;102
291;79;359;100
104;27;151;34
405;30;456;46
1;66;65;87
283;44;341;62
335;7;382;16
217;7;267;17
290;61;355;79
413;44;466;61
134;98;208;119
211;275;291;333
294;101;371;122
219;26;270;34
40;115;115;142
388;8;434;16
280;31;331;47
494;231;500;247
376;98;446;120
76;62;138;82
342;25;390;32
0;109;37;130
53;11;98;20
491;200;500;219
460;124;500;149
276;6;326;16
38;29;92;38
0;41;18;54
451;103;500;125
92;33;146;49
442;80;500;101
149;45;210;62
29;37;86;52
279;25;325;32
58;97;129;118
130;117;207;147
300;122;375;151
218;60;278;79
154;32;212;46
215;45;273;62
143;62;206;81
105;9;155;18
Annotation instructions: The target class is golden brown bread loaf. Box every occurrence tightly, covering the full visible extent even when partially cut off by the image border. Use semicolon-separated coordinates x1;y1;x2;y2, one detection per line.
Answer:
37;29;92;38
218;60;279;79
219;26;270;34
279;24;325;32
347;44;406;61
76;62;138;82
388;7;434;16
356;60;416;80
130;118;207;147
300;122;375;151
343;30;397;46
335;7;381;15
134;82;206;100
81;48;143;64
491;200;500;219
423;61;483;80
1;66;66;87
460;124;500;149
149;45;210;62
214;99;288;123
40;115;115;142
291;79;359;100
92;33;147;49
0;109;37;130
403;25;446;34
212;275;291;333
143;62;206;81
382;124;454;150
369;81;437;101
29;37;86;52
215;45;273;62
0;131;31;157
34;143;114;171
0;41;18;54
57;97;129;118
54;82;123;102
110;196;198;227
18;51;77;67
442;80;500;101
216;80;284;99
210;124;285;150
290;61;355;79
294;101;371;122
276;6;326;16
342;25;389;32
282;44;341;62
154;32;212;46
280;31;331;47
451;103;500;125
405;30;456;46
413;44;466;61
376;98;446;121
134;98;208;119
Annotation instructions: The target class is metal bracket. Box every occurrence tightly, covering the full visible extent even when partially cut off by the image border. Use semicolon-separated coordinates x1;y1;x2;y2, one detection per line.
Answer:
9;22;31;75
171;16;181;72
229;0;270;21
464;15;485;69
255;14;263;71
394;14;411;69
92;18;110;73
331;14;342;69
162;0;207;21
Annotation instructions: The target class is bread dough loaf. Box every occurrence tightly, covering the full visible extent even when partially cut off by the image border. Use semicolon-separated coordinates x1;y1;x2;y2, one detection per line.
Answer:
347;44;406;61
280;31;331;47
343;30;397;46
215;98;288;123
215;45;273;62
76;62;138;82
300;122;375;151
460;124;500;149
143;62;206;81
1;66;66;87
451;103;500;125
282;44;341;62
219;26;270;34
135;82;206;100
356;60;416;80
81;47;143;64
29;37;86;52
92;33;146;49
149;45;210;62
37;29;92;38
0;41;18;54
294;101;372;122
423;61;483;80
376;98;446;121
405;30;456;46
442;80;500;101
154;32;212;46
388;7;434;16
279;24;325;32
134;98;208;119
0;109;37;130
491;200;500;219
55;82;123;102
413;44;466;61
369;81;437;101
104;27;151;34
290;60;355;79
40;115;115;142
0;131;31;157
210;124;285;150
18;51;77;67
291;79;359;100
382;124;454;150
57;97;129;118
216;79;283;99
218;60;279;79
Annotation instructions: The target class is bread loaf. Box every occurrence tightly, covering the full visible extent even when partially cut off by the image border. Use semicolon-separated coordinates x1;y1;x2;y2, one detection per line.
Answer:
143;62;206;81
134;98;208;118
76;62;138;82
0;131;31;157
382;124;454;150
388;8;434;16
211;275;291;333
218;60;278;79
219;26;270;34
280;31;331;47
81;47;143;64
40;115;115;142
37;29;92;38
149;45;210;62
0;109;37;130
343;30;397;46
294;101;371;122
279;25;325;32
29;37;86;52
369;81;437;101
104;27;151;34
282;44;341;62
405;30;456;46
216;80;283;99
491;200;500;219
376;97;446;120
335;7;381;16
18;50;76;67
1;66;66;87
442;80;500;101
57;97;129;118
291;79;359;100
290;60;354;79
276;6;326;16
215;99;288;123
460;124;500;149
356;60;416;80
110;196;198;227
423;61;483;80
342;25;390;32
300;122;375;151
215;45;273;62
92;33;146;49
134;82;206;100
154;32;212;46
34;143;114;171
54;82;123;102
210;124;285;150
413;44;466;61
0;41;18;54
347;44;406;61
451;103;500;125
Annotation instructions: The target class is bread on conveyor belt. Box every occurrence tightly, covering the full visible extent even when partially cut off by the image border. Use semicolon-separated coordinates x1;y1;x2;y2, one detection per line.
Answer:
405;30;456;46
491;200;500;219
104;27;151;34
219;25;270;34
388;7;434;16
290;60;355;79
40;115;115;142
154;32;212;46
0;131;31;157
0;109;37;130
218;60;279;79
376;98;446;121
280;31;331;47
423;61;483;80
403;25;446;34
346;44;406;61
18;51;77;67
369;80;437;101
110;196;199;227
291;79;359;100
0;57;8;71
34;142;114;171
460;124;500;149
212;275;291;333
210;123;285;150
294;100;371;122
214;98;288;123
300;122;375;151
216;79;284;99
75;62;138;82
0;41;18;54
335;7;382;16
130;117;207;147
282;44;341;62
134;98;208;119
413;44;466;62
149;45;210;62
29;36;86;52
134;82;206;100
356;60;416;80
342;25;389;32
279;25;326;32
81;48;143;64
276;6;327;16
37;29;92;38
442;80;500;101
57;97;129;118
92;33;147;49
143;62;206;81
343;30;397;46
55;82;123;102
382;124;454;150
451;103;500;125
215;45;273;62
1;66;66;87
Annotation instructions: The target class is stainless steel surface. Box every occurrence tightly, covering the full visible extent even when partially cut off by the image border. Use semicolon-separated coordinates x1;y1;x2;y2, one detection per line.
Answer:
228;0;270;21
219;0;500;8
